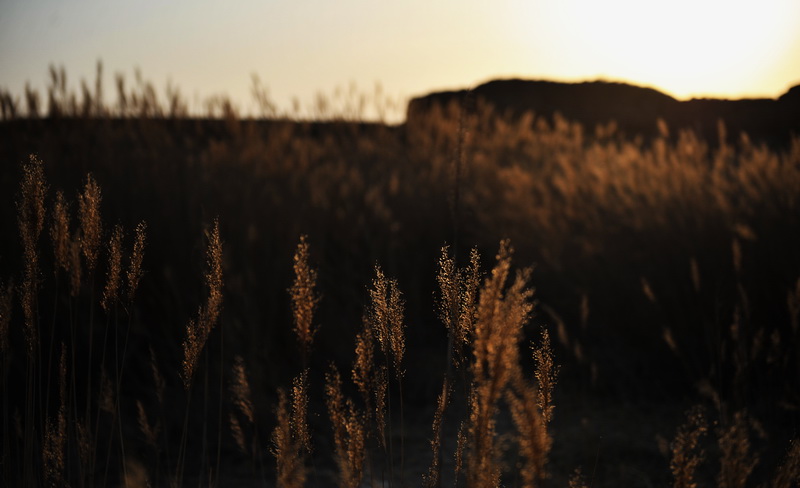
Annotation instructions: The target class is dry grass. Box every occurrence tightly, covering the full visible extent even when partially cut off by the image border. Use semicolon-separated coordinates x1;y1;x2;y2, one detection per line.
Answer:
101;224;123;311
290;235;319;364
77;173;102;273
50;190;70;276
180;219;223;389
17;155;46;355
670;406;708;488
717;411;759;488
272;387;307;488
271;370;311;488
464;241;533;487
1;70;799;486
126;221;146;304
325;366;366;488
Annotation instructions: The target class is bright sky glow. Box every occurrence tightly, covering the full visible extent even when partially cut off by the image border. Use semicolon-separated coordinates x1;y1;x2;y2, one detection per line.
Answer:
1;0;799;121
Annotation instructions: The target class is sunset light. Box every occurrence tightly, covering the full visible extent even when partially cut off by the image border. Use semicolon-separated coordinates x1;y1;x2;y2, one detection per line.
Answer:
509;0;800;99
2;0;799;119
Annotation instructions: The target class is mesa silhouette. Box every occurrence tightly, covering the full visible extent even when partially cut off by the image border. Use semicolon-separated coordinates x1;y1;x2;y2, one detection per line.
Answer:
408;79;800;147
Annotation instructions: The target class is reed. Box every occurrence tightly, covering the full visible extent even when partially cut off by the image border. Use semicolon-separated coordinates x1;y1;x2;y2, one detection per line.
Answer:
325;366;366;488
290;235;319;367
716;411;758;488
17;155;46;356
180;219;223;389
506;329;558;488
77;174;102;274
125;222;146;305
3;64;800;485
465;240;533;487
271;370;310;488
365;265;406;482
670;406;707;488
101;224;123;312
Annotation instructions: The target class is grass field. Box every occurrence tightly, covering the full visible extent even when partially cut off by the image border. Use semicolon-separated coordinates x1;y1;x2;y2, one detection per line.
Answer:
1;71;799;487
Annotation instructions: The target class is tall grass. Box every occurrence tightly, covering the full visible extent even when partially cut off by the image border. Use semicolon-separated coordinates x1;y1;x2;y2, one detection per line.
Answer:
1;68;800;486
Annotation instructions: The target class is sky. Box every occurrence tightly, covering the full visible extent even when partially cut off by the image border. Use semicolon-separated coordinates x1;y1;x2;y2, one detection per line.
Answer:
2;0;800;121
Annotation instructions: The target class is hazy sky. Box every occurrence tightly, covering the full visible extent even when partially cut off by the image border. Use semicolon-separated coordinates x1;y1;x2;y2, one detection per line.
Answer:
2;0;800;120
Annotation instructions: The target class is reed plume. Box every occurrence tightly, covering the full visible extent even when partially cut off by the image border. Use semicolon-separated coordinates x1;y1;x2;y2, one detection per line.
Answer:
290;235;319;362
373;365;388;448
352;320;375;415
366;265;405;477
717;411;758;488
367;265;405;382
76;419;92;480
229;355;259;463
467;240;534;488
50;191;71;276
387;284;405;377
181;320;200;390
181;220;223;389
202;220;224;328
126;221;147;303
437;247;460;334
77;173;102;273
532;328;558;426
436;246;481;368
670;406;707;488
506;328;558;488
472;241;531;392
325;366;365;488
427;246;481;488
101;224;123;311
230;413;247;456
272;389;305;488
454;421;467;487
43;415;65;487
17;156;47;252
17;155;47;355
422;384;449;488
271;370;310;487
351;317;389;446
291;370;311;455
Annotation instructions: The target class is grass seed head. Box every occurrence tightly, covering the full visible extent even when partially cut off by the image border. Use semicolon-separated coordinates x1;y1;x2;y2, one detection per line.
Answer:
671;406;707;488
126;221;147;303
77;173;102;272
230;355;255;425
50;190;71;276
17;155;48;355
290;235;319;357
101;224;124;311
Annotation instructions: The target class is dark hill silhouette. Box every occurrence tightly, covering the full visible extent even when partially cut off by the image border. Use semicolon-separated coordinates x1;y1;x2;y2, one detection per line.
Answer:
407;79;800;147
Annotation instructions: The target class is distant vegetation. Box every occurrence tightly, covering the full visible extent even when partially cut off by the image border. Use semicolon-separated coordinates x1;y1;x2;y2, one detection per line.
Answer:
409;78;800;148
1;66;799;487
